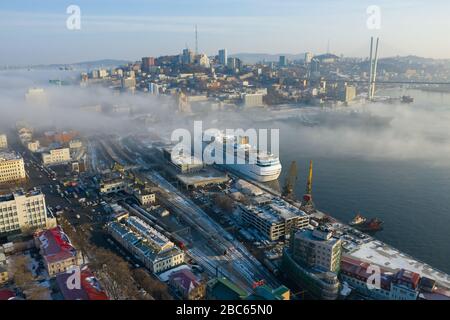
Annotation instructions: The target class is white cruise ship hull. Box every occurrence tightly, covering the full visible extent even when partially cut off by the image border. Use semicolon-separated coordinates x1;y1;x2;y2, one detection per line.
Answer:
223;163;282;182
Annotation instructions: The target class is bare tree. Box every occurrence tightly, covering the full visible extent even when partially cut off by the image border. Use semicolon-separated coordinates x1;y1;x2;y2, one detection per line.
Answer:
132;268;172;300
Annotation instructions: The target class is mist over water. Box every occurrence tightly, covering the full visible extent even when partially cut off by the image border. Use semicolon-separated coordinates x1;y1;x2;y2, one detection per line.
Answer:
1;69;449;273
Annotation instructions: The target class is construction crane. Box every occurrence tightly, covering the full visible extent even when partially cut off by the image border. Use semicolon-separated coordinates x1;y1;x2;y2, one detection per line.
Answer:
301;160;315;212
282;161;298;199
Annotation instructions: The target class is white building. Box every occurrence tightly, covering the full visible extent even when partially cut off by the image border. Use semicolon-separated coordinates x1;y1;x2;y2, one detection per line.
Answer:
0;151;26;184
243;93;265;108
133;189;156;206
42;148;71;166
107;217;185;274
0;134;7;149
99;178;128;195
69;140;83;149
291;227;342;273
240;199;310;241
0;189;56;235
27;141;40;153
304;52;314;64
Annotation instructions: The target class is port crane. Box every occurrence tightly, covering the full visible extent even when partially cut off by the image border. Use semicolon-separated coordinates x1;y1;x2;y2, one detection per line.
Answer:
301;160;315;212
282;161;298;199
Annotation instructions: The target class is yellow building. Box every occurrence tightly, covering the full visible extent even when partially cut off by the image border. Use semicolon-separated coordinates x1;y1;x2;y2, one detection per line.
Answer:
34;226;83;276
0;266;9;285
0;134;7;149
42;148;71;166
0;151;26;184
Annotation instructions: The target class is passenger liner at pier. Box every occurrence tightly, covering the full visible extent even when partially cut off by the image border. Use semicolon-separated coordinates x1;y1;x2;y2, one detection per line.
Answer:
202;132;282;182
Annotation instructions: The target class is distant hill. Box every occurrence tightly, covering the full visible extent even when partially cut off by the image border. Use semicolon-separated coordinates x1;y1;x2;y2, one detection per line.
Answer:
230;53;307;64
66;59;132;69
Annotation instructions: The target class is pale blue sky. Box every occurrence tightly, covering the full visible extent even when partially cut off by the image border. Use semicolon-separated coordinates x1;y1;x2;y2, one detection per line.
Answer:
1;0;449;65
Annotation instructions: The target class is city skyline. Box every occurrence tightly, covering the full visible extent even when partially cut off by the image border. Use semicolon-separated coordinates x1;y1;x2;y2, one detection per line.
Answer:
2;0;450;65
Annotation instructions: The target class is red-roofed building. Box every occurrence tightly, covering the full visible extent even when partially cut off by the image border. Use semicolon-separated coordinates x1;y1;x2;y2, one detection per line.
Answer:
340;256;420;300
169;269;206;300
34;226;83;276
0;289;15;300
56;266;108;300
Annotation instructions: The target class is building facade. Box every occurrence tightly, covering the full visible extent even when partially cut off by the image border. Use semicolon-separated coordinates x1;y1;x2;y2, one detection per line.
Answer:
0;151;26;184
240;201;309;241
0;134;7;149
281;227;342;300
42;148;71;166
0;190;55;235
340;256;421;300
291;227;342;273
107;217;184;274
34;226;83;276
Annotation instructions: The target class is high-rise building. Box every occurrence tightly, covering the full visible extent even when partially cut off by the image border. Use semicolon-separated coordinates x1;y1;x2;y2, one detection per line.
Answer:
227;57;241;72
291;227;342;273
218;49;228;66
142;57;156;72
0;151;26;184
281;226;342;300
182;49;194;64
304;52;314;64
279;55;287;67
0;134;7;149
0;189;55;235
196;54;210;68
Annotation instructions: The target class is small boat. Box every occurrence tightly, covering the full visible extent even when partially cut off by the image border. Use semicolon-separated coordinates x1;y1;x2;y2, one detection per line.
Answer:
354;218;384;232
349;213;367;226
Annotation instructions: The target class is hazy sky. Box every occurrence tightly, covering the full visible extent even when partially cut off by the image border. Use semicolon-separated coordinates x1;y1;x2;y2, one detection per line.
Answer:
1;0;450;65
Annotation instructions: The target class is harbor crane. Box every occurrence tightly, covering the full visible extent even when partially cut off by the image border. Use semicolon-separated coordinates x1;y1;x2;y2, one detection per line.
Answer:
282;161;298;199
301;160;315;212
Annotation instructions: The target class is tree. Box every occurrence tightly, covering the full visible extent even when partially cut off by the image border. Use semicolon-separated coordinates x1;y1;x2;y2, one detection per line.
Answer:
132;268;172;300
13;255;34;289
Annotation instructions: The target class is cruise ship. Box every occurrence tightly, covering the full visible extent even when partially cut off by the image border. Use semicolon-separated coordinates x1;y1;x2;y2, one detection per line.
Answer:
202;132;282;182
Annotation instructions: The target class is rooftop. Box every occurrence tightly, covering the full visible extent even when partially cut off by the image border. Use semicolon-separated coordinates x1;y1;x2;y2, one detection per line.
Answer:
242;197;308;224
56;266;108;300
35;226;77;264
0;151;22;161
347;240;450;288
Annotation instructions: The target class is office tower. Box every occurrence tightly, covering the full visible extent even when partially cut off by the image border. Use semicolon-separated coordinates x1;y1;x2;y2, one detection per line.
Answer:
218;49;228;66
305;52;314;64
142;57;156;72
279;55;287;67
182;48;194;65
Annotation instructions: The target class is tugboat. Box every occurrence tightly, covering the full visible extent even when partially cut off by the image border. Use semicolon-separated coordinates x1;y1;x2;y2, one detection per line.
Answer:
349;213;367;226
349;213;384;232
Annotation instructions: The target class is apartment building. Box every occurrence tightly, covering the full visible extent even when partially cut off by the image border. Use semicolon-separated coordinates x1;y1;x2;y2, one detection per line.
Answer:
0;151;26;184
